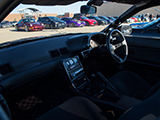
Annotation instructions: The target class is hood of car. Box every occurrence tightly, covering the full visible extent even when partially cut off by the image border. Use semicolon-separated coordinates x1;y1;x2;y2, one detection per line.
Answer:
83;19;96;22
25;22;42;26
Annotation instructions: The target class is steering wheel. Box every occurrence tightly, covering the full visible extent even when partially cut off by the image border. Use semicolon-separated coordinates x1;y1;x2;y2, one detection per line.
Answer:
106;29;128;63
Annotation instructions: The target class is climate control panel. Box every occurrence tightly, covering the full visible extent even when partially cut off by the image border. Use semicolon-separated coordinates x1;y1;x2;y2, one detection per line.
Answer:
63;56;89;89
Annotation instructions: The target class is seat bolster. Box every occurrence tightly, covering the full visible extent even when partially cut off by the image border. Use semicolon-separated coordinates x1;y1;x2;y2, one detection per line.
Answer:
36;96;108;120
108;71;152;99
144;82;160;100
118;89;160;120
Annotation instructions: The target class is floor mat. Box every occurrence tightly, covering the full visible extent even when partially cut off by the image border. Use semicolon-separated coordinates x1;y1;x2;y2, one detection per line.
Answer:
10;95;59;120
16;95;42;110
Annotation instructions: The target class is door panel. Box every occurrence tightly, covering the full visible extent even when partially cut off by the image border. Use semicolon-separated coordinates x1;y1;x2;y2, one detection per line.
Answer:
123;35;160;85
140;23;160;37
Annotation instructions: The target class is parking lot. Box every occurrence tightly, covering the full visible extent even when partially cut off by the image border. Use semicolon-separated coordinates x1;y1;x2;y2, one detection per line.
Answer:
0;25;108;44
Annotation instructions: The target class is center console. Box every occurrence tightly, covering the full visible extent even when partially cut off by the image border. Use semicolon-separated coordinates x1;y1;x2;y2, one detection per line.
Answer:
63;55;115;97
63;56;89;90
63;55;141;109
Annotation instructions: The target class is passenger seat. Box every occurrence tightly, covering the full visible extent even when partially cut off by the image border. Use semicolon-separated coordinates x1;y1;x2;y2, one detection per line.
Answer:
37;89;160;120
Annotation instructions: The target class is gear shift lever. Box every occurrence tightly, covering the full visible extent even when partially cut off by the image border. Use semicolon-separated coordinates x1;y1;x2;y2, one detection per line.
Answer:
90;74;97;87
97;72;118;95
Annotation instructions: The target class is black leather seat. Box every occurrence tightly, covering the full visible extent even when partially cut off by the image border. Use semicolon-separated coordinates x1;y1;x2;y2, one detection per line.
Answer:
108;71;160;100
37;89;160;120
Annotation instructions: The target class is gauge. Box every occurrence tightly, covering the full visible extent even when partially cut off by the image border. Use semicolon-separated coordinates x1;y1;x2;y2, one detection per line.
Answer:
90;39;99;48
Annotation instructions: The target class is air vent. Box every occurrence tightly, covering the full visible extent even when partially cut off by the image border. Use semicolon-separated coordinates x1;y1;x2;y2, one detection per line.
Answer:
49;49;60;58
59;47;68;55
0;63;14;76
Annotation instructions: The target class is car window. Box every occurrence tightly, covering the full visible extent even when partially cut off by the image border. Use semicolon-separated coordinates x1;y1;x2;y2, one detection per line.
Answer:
38;18;43;21
63;18;68;21
1;3;160;44
42;18;49;22
23;19;35;23
49;17;61;21
143;18;160;28
81;17;89;19
92;16;101;20
18;19;22;24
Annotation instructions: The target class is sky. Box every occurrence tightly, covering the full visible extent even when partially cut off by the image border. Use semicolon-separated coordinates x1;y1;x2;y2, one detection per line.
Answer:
11;1;87;14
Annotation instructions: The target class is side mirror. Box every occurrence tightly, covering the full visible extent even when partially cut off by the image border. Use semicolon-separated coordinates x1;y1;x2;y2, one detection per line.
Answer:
120;25;132;35
80;5;97;14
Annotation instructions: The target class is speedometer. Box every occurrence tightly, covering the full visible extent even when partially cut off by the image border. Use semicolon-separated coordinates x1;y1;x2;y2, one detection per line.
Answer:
90;40;99;48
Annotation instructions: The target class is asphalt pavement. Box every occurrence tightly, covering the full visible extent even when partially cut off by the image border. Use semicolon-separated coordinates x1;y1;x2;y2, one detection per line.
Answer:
0;25;108;44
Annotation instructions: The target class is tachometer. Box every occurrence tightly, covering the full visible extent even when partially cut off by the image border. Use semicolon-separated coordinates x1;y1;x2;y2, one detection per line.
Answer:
90;39;99;48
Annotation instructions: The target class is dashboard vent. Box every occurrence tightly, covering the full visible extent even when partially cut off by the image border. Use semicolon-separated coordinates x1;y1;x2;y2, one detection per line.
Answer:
49;49;60;58
0;63;14;76
59;47;68;55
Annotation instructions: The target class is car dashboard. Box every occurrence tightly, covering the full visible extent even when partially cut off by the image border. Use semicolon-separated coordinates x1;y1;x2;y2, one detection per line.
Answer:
1;31;141;120
0;32;106;93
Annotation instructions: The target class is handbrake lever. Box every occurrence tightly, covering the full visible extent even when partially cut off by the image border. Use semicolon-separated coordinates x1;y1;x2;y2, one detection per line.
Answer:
97;72;118;96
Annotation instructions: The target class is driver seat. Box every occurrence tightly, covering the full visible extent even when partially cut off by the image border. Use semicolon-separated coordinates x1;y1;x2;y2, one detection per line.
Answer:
37;89;160;120
108;71;160;100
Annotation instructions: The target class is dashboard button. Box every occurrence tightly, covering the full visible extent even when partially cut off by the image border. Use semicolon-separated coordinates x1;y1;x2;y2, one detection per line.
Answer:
73;58;78;63
66;61;70;66
69;59;74;65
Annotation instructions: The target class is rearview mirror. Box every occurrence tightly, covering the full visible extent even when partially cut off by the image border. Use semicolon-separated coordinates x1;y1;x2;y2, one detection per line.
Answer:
80;5;97;14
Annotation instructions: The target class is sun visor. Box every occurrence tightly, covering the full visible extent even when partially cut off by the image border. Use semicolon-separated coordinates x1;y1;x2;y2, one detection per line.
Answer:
21;0;160;7
104;0;151;4
21;0;87;5
21;0;150;5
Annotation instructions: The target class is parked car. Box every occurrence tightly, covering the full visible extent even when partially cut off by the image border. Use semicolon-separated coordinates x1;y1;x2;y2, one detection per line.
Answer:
0;21;12;28
130;18;160;36
87;16;106;25
61;17;86;27
126;18;135;23
106;16;116;23
10;21;17;27
73;15;98;26
38;16;66;29
98;16;111;24
113;16;118;19
15;19;44;32
130;17;139;22
9;22;14;27
0;0;160;120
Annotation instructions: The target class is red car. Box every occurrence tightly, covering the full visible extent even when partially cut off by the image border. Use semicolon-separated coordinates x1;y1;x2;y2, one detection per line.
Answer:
15;19;44;32
130;17;139;22
74;16;98;26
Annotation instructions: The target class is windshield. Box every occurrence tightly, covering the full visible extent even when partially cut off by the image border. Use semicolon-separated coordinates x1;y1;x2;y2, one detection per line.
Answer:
81;17;89;19
23;19;35;23
92;16;101;20
49;17;61;21
1;21;9;24
1;2;160;44
100;16;109;20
